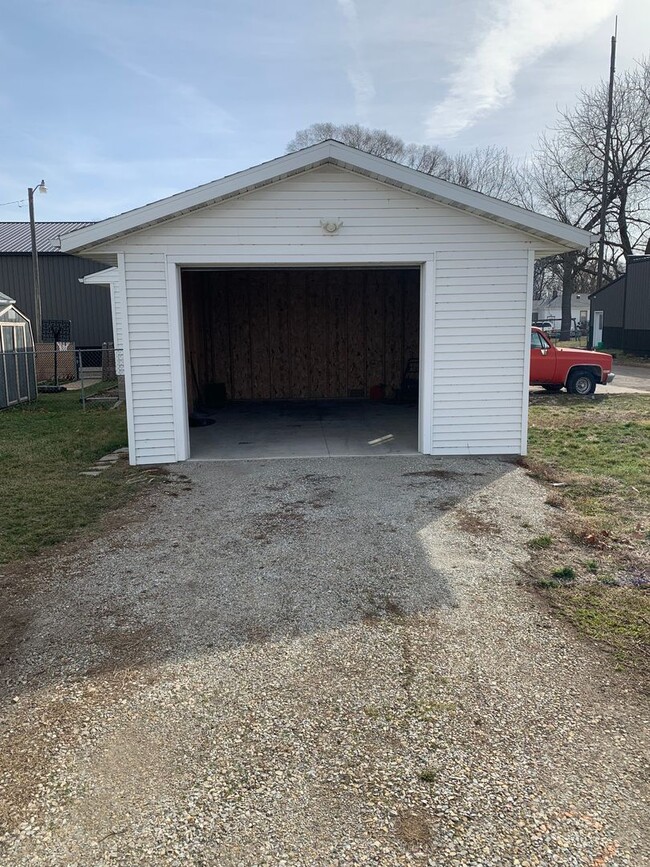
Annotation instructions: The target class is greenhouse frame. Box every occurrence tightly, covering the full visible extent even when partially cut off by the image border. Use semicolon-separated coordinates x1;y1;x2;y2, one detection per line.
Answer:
0;290;37;409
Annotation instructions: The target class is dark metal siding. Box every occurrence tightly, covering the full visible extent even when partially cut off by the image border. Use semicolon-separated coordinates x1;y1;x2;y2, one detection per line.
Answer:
590;277;625;326
602;325;623;347
624;258;650;330
0;254;112;347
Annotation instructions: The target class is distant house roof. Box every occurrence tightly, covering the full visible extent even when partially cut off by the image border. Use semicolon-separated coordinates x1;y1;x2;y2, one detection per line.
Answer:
0;222;94;254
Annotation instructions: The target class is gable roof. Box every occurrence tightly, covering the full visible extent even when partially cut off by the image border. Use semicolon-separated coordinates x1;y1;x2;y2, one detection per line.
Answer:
589;272;626;299
0;290;16;305
589;255;650;299
0;221;94;253
59;140;594;254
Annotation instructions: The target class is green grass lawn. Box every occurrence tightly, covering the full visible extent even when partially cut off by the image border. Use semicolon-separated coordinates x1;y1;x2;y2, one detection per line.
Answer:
554;338;650;366
526;394;650;676
609;350;650;366
528;394;650;532
0;386;135;564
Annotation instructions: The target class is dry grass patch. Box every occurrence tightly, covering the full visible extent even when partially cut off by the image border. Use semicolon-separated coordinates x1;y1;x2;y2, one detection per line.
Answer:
548;584;650;670
394;811;432;846
525;394;650;678
455;509;500;535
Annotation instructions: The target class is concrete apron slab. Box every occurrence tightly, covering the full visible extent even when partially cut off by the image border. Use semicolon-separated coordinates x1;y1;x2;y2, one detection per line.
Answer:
189;400;419;461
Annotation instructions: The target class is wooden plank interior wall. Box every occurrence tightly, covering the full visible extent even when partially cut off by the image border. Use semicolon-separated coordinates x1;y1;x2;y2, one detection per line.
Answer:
182;268;419;405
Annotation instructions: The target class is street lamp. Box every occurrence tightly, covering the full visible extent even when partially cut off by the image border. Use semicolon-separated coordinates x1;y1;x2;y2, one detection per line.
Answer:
28;179;47;343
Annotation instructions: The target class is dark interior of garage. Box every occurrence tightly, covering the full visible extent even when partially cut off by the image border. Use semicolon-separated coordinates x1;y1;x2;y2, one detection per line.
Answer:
181;267;420;408
181;267;420;459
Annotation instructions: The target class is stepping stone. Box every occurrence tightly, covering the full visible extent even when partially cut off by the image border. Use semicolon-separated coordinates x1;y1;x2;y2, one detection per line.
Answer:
79;471;101;477
98;455;120;463
115;447;129;454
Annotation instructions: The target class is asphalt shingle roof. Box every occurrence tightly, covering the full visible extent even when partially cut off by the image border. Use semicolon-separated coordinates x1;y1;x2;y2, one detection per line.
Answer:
0;222;94;254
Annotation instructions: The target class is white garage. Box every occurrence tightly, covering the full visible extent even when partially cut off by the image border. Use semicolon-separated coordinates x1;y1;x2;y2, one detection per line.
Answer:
60;140;591;466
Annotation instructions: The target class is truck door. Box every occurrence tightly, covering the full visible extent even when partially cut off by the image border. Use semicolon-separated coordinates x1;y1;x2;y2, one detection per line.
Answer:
530;330;556;383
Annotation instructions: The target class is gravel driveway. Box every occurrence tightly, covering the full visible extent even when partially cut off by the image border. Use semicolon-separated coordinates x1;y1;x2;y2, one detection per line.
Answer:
1;456;648;866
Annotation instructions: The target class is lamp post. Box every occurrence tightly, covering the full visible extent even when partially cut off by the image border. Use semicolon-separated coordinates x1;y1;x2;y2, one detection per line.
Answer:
28;179;47;344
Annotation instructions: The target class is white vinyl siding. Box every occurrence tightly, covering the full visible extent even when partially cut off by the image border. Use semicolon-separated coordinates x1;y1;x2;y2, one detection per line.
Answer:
105;165;539;464
108;166;539;259
109;277;125;375
431;250;530;454
122;253;176;463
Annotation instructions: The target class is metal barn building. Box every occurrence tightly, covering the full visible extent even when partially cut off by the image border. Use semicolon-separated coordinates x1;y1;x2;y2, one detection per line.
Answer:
589;256;650;355
0;223;113;348
60;141;593;465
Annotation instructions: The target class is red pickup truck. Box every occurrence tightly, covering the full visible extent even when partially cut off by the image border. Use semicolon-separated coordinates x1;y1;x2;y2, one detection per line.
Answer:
530;327;614;395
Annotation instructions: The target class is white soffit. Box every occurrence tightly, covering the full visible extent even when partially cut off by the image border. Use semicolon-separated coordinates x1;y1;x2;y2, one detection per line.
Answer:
79;267;119;285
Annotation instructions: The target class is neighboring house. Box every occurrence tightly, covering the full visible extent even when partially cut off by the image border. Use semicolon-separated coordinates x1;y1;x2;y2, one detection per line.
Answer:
589;256;650;354
533;295;590;331
0;222;112;348
60;140;592;465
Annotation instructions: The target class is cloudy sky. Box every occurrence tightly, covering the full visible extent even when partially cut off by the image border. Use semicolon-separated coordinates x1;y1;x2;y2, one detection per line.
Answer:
1;0;648;222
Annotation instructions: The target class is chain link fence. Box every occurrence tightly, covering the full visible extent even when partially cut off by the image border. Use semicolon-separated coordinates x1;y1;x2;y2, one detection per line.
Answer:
0;343;125;409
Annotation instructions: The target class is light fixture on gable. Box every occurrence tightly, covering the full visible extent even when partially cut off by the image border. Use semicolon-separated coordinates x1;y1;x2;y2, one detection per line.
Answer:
320;219;343;234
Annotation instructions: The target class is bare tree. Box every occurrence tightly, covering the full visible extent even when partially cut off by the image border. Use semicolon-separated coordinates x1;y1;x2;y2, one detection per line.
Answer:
531;57;650;338
402;142;451;176
444;146;521;202
287;123;521;200
287;123;407;161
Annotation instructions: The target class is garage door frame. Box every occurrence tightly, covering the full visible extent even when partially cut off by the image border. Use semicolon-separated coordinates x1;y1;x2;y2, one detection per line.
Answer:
166;253;435;461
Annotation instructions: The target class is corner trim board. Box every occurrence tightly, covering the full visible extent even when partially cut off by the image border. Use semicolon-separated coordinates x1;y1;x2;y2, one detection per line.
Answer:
167;259;190;461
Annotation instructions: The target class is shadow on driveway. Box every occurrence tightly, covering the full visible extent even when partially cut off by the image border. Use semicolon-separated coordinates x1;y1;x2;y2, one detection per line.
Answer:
1;455;516;700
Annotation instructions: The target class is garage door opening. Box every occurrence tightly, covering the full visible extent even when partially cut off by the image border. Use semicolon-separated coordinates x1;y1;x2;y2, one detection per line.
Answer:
181;267;421;459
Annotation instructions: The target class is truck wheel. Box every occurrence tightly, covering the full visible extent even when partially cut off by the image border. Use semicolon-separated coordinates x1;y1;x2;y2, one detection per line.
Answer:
566;370;596;395
542;384;563;393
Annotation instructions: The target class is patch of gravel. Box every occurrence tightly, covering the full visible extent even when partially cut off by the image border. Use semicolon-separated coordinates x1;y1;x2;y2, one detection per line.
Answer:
1;455;648;866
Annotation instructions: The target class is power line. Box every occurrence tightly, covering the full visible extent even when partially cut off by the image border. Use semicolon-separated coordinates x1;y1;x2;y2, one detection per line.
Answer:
0;199;26;207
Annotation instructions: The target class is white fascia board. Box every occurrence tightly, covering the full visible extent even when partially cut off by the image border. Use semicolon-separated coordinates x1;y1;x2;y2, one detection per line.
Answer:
327;148;595;251
59;139;594;254
79;267;119;285
59;143;335;253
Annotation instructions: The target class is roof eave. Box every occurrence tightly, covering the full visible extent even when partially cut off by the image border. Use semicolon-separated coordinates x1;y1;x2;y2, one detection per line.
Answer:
589;273;626;298
326;154;594;251
59;140;594;254
60;143;336;253
79;267;119;285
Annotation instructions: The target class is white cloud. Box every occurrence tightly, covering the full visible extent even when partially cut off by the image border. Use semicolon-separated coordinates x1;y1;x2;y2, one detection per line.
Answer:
425;0;619;139
336;0;376;118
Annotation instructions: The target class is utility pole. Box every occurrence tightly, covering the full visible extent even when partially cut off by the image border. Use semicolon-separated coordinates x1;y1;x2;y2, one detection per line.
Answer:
28;179;47;344
595;19;617;293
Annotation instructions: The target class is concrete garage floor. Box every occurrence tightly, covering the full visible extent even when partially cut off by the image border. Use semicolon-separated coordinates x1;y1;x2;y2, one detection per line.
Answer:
189;400;419;460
